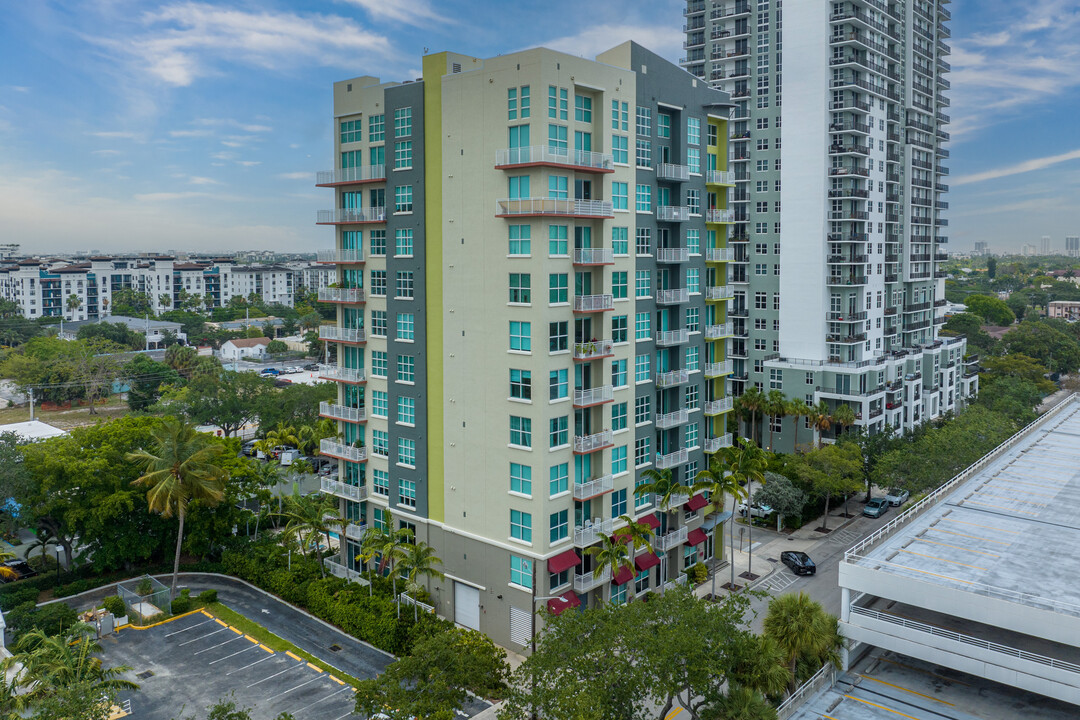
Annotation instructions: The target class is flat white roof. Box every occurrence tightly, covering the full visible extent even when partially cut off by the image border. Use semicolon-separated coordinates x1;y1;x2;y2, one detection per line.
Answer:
0;420;68;442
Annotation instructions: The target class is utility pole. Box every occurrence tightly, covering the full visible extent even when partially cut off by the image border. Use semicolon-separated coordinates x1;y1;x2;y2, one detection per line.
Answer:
145;314;150;351
28;387;34;421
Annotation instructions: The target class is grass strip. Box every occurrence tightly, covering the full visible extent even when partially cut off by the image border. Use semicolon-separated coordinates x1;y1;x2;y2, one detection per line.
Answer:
204;602;363;688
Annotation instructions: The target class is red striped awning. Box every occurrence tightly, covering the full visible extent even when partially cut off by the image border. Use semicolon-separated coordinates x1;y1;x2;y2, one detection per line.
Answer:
547;548;582;574
685;493;709;512
635;552;661;572
547;590;580;615
685;527;709;546
612;566;635;586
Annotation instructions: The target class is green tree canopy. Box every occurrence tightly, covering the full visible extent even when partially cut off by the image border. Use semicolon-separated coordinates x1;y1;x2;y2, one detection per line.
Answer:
940;312;997;354
124;354;182;412
265;339;289;354
76;322;144;350
1000;320;1080;373
163;370;274;436
963;294;1015;326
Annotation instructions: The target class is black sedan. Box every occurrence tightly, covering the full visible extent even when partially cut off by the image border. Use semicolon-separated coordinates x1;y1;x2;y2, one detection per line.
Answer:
780;551;816;576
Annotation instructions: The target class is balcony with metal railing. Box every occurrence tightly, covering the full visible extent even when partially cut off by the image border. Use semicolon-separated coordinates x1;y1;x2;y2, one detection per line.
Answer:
574;567;612;593
706;169;735;185
317;208;386;224
573;429;614;454
573;385;614;408
572;247;615;266
656;409;690;430
655;247;690;264
705;433;733;453
574;518;614;547
656;329;691;347
656;526;689;551
705;397;735;415
316;166;386;186
656;448;690;470
656;163;691;182
657;288;691;305
494;146;614;173
320;476;366;501
656;369;691;388
325;559;368;585
573;294;615;313
319;439;368;463
573;475;615;501
706;247;734;262
705;361;733;378
706;285;735;301
318;364;365;384
319;326;366;344
705;323;733;340
319;402;367;423
657;206;691;222
316;249;365;264
495;198;613;218
573;339;614;361
318;287;365;303
706;209;735;223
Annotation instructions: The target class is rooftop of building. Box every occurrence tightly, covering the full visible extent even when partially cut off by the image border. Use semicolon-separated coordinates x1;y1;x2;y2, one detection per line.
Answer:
49;315;185;333
223;336;271;348
0;420;68;442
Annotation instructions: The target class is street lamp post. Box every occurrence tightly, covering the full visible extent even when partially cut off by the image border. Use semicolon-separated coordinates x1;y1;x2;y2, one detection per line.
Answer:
55;546;60;583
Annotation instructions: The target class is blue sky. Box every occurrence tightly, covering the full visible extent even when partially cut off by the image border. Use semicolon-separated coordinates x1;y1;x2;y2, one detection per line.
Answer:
0;0;1077;255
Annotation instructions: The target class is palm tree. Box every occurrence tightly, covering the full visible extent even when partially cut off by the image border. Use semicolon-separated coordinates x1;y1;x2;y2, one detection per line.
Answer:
585;533;636;603
811;401;833;449
693;452;745;595
128;419;228;600
615;514;655;553
158;293;172;311
736;386;766;445
398;541;445;621
635;467;691;517
24;530;55;569
762;592;842;693
702;684;776;720
361;510;413;617
65;294;82;318
832;403;857;439
787;399;810;453
275;491;338;577
256;422;299;458
730;438;766;580
764;390;787;451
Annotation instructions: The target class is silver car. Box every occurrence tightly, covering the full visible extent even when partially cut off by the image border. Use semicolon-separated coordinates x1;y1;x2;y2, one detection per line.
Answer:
884;488;910;506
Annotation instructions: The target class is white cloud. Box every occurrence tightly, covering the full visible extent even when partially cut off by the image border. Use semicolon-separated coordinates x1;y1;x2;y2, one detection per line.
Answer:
91;149;123;157
7;86;30;93
88;3;399;88
338;0;449;26
952;148;1080;186
134;191;213;201
540;24;684;62
169;129;213;137
236;160;261;167
187;176;221;185
86;130;139;139
276;172;312;180
192;118;272;132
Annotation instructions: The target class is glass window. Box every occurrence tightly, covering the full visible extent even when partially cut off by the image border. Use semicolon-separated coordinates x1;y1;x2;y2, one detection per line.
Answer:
636;228;652;255
636;106;652;136
549;416;569;448
510;509;532;543
371;390;388;418
370;310;387;337
549;369;568;400
372;469;390;497
574;94;592;122
687;267;700;293
634;311;650;340
635;184;652;212
397;355;414;383
398;478;416;507
612;359;628;388
612;314;628;344
686;229;700;254
394;141;412;169
509;273;532;304
510;416;532;448
395;229;413;257
509;225;531;255
510;369;531;400
369;230;385;256
612;402;628;431
657;113;671;139
508;87;517;120
635;354;651;382
520;86;530;118
635;395;651;424
548;273;568;304
397;396;415;425
611;488;627;517
393;107;412;138
548;225;568;255
611;100;629;130
550;509;569;543
612;227;629;255
548;175;568;199
612;135;628;164
509;321;531;352
550;463;569;496
372;429;389;456
611;271;628;299
368;114;385;142
394;185;413;213
370;270;387;297
510;555;531;588
687;116;701;145
396;271;414;299
612;182;628;210
636;139;652;168
340;118;362;144
549;321;568;352
611;446;628;476
398;438;415;467
509;175;530;199
511;462;532;495
396;312;414;341
635;271;651;298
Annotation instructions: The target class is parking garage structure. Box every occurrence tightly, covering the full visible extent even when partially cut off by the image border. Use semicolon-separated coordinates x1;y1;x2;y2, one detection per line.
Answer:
838;394;1080;705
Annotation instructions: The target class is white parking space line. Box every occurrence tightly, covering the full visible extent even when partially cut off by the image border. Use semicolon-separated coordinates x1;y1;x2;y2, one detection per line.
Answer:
226;653;277;676
165;618;214;637
179;627;228;647
291;687;352;716
331;712;356;720
761;570;798;594
208;643;261;666
193;634;247;656
265;675;323;702
246;660;305;688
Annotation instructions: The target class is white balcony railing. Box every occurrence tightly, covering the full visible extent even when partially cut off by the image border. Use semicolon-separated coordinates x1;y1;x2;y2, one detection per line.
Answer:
659;573;689;593
326;559;369;586
574;518;615;547
704;323;733;339
573;475;615;501
319;326;365;343
656;163;691;181
319;438;368;463
655;409;690;429
656;448;690;469
656;526;689;551
316;166;386;185
706;209;735;223
318;287;365;303
706;247;735;262
657;288;690;305
318;364;365;383
316;208;386;224
705;433;733;453
344;523;367;542
704;361;733;378
319;401;366;423
574;385;614;407
316;249;364;264
574;429;613;454
656;329;690;347
573;339;614;361
655;247;690;263
705;397;735;415
706;285;735;301
494;146;614;171
707;169;735;184
656;206;691;222
572;247;615;265
495;198;614;217
656;369;690;388
574;567;612;593
320;477;365;501
573;294;615;312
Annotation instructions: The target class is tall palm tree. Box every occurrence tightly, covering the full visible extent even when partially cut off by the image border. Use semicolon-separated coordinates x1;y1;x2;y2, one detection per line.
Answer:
736;386;766;445
275;491;339;578
832;403;857;439
635;467;691;518
764;390;787;451
787;399;810;453
398;541;445;621
585;533;636;603
65;294;82;318
729;438;767;580
693;452;745;594
811;401;833;449
361;510;413;616
256;422;299;457
616;514;655;553
762;592;841;693
128;419;228;600
702;684;776;720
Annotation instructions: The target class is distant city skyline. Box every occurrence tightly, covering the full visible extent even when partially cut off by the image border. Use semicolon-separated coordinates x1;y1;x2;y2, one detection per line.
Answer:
1;0;1079;253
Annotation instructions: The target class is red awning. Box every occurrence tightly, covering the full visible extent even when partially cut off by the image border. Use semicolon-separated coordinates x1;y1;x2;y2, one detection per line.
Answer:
685;527;709;546
685;493;709;512
635;552;661;572
547;590;580;615
547;548;582;575
612;566;635;586
638;513;661;530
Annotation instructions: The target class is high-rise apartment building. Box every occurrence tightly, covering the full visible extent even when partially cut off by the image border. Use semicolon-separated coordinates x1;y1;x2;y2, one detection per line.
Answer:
973;241;988;256
683;0;975;449
314;43;737;647
1066;235;1079;258
1040;235;1051;256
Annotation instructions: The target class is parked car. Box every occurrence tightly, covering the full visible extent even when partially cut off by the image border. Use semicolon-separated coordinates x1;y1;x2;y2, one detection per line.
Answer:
780;551;816;576
285;366;302;374
884;488;910;506
737;501;774;519
260;368;280;376
863;497;891;518
303;363;320;371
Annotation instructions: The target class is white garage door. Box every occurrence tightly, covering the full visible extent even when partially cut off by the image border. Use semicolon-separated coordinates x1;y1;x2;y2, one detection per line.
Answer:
454;582;481;631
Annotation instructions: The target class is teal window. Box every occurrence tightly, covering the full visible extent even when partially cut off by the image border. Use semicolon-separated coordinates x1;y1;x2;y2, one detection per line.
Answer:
658;113;671;139
393;107;412;138
510;509;532;543
611;446;627;476
371;390;388;418
548;225;568;256
510;555;531;588
368;114;385;142
548;273;568;304
509;175;530;199
687;267;700;294
510;369;531;400
611;100;629;130
612;135;628;164
341;150;361;168
372;429;389;456
370;310;386;336
636;106;651;136
397;354;414;383
686;229;701;254
635;184;652;212
508;87;517;120
511;462;532;495
508;124;530;150
394;185;413;213
550;509;568;543
612;315;628;344
549;416;568;448
635;354;651;382
685;346;700;371
548;175;568;200
548;86;568;120
688;147;701;174
574;94;592;122
685;422;699;449
398;478;416;507
612;359;628;388
612;182;628;210
509;273;531;304
636;139;651;167
510;321;531;351
549;369;568;400
397;396;415;425
635;271;651;299
369;229;386;256
370;270;386;296
635;438;651;477
611;488;627;516
509;225;531;255
373;469;390;496
636;228;651;254
612;227;629;255
612;402;628;431
520;86;530;118
374;507;387;531
685;307;700;332
687;116;701;146
394;141;412;169
342;230;362;250
708;123;718;147
612;271;628;299
395;229;413;257
340;119;362;144
550;463;569;496
371;351;388;377
398;438;416;467
369;144;384;166
548;124;567;153
611;582;627;605
396;312;414;341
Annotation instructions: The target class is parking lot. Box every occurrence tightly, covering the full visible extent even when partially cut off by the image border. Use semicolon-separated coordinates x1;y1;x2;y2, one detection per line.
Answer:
100;610;360;720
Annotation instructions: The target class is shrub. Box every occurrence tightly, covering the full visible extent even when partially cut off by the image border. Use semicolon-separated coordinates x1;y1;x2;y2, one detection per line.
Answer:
101;595;126;617
197;589;218;604
7;601;79;640
689;562;708;585
53;579;92;598
0;583;39;611
136;578;154;596
171;596;192;614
